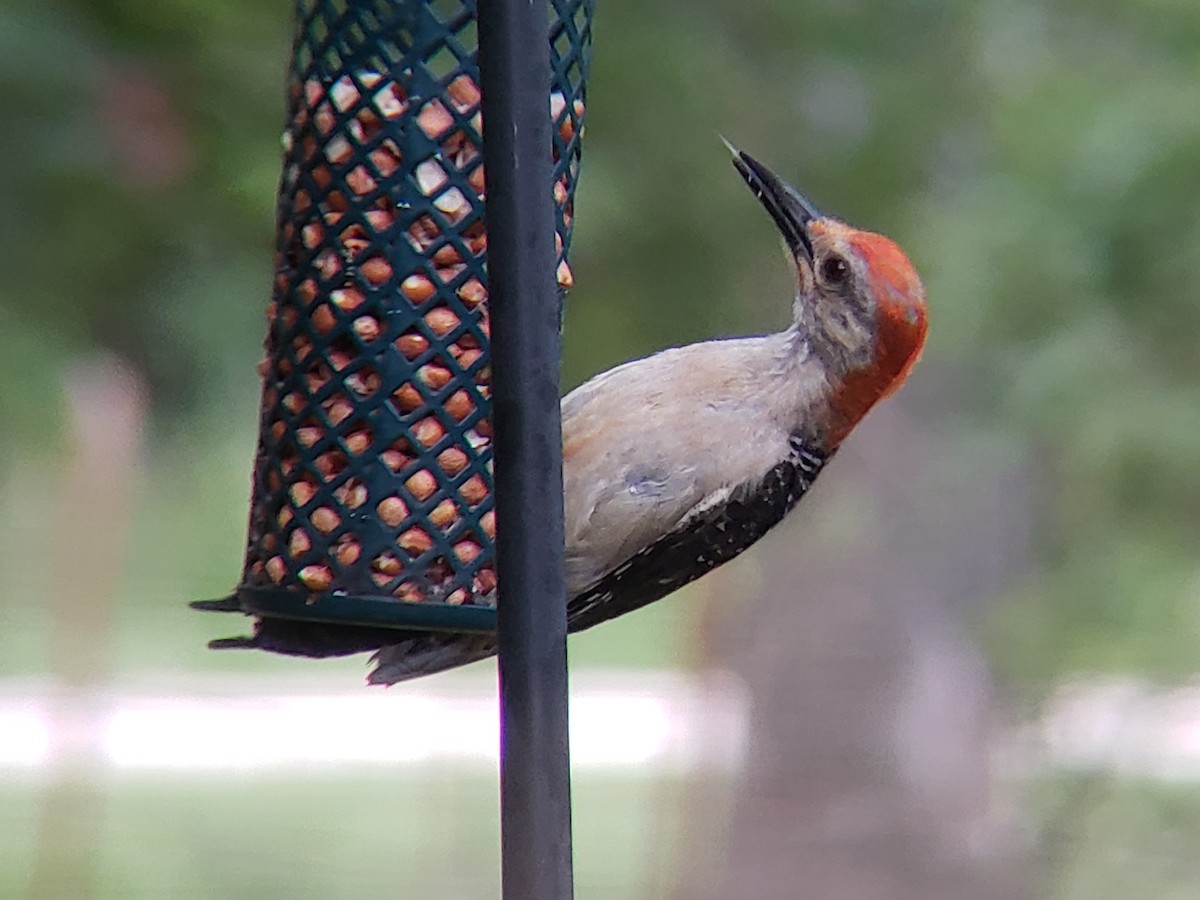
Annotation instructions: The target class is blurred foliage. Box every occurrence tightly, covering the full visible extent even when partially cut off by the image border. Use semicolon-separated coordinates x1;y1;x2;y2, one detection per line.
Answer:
2;0;1199;732
6;0;1197;684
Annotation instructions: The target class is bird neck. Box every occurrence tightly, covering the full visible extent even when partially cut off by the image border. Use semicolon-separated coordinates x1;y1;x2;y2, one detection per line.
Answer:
750;326;845;452
777;298;920;450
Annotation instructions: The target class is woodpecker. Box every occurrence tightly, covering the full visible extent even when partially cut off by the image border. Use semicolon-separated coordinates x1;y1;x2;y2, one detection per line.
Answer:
366;146;929;683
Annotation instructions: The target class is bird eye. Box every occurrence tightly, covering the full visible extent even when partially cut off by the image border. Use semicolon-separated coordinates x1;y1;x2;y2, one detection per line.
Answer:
820;255;849;285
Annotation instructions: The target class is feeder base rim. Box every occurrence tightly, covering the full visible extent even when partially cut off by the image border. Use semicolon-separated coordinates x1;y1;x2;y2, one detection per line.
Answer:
192;586;498;635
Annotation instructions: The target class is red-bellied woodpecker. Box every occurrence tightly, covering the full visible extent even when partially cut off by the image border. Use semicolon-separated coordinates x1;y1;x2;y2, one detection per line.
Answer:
366;145;929;683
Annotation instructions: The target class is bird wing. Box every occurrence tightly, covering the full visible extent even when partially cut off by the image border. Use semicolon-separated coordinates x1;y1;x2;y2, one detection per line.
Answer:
365;440;828;683
566;437;829;632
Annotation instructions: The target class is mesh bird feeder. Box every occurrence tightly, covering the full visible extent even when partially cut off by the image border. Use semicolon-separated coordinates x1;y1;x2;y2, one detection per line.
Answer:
197;0;592;652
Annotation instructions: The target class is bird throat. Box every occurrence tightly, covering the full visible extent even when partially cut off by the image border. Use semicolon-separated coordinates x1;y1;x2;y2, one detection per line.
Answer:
826;299;927;447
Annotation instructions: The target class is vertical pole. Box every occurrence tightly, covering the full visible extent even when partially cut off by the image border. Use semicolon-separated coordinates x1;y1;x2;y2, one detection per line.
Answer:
477;0;575;898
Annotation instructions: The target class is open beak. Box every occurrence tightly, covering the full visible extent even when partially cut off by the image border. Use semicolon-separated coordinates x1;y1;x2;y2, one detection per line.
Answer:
725;140;820;263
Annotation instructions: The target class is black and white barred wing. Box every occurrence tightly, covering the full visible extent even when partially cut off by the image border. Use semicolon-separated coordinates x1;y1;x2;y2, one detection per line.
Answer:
567;441;828;632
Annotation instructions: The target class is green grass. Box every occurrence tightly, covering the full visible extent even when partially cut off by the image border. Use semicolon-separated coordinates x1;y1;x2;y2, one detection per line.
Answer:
2;771;705;900
1027;775;1200;900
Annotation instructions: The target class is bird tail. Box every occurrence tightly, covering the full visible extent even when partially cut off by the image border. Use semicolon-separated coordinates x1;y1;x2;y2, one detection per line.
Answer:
367;632;498;684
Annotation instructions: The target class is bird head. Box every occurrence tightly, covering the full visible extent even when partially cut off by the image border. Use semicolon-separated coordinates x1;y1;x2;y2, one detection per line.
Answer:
728;145;929;447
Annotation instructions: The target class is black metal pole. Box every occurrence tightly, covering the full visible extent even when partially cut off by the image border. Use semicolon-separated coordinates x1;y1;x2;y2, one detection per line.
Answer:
477;0;574;897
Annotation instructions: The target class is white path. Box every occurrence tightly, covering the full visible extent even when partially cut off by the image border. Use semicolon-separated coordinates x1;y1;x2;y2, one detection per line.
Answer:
0;670;748;776
5;671;1200;780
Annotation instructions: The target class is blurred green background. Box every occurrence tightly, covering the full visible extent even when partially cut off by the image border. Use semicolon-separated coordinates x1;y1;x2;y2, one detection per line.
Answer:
2;0;1199;897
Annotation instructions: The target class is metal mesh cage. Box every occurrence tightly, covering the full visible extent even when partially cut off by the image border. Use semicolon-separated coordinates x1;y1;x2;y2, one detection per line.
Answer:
198;0;592;645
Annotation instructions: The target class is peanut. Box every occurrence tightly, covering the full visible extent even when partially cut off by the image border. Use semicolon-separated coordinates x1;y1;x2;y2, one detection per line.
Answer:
360;256;392;285
329;76;359;113
398;527;434;555
458;348;484;370
348;168;374;198
433;243;462;267
373;83;408;119
444;389;474;421
381;448;408;472
296;425;323;448
395;332;430;359
289;528;312;558
345;428;372;454
373;553;403;576
405;469;437;501
314;248;341;280
412;417;445;448
394;581;424;602
345;368;380;396
417;364;453;390
377;496;409;528
425;307;460;337
407;215;441;251
369;146;400;178
299;564;333;591
334;479;368;509
434;187;469;223
266;556;288;584
314;450;346;478
428;499;459;529
392;384;423;413
416;99;454;138
324;396;353;425
330;287;364;311
297;279;319;304
459;474;487;505
437;446;469;477
301;222;324;248
342;235;370;258
365;208;395;232
290;482;316;507
401;273;436;304
447;75;481;112
557;260;574;289
474;567;498;595
457;278;487;306
311;303;336;334
310;506;341;534
335;538;361;566
435;262;465;285
454;539;482;565
353;315;381;342
415;158;448;195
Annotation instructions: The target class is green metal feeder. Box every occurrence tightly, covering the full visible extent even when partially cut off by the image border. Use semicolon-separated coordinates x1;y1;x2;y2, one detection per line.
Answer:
195;0;592;655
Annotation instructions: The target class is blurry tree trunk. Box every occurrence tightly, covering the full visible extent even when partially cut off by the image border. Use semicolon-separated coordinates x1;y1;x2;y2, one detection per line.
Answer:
675;396;1032;900
26;358;145;900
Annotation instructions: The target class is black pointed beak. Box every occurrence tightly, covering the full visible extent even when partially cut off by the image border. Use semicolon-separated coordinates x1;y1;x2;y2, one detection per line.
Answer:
726;142;820;262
